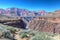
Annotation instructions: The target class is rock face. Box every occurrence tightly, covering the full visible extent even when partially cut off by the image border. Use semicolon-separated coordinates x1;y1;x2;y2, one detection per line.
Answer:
27;17;60;34
0;18;26;29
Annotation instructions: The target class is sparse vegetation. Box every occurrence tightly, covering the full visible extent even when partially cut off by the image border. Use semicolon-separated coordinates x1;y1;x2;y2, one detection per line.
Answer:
19;30;29;38
0;24;60;40
0;24;18;40
19;30;60;40
30;34;55;40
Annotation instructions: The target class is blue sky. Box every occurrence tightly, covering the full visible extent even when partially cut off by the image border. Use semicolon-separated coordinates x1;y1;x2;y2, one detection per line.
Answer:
0;0;60;12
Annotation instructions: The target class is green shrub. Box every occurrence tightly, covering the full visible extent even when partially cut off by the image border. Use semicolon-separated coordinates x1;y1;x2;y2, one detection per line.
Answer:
2;31;11;39
19;31;29;38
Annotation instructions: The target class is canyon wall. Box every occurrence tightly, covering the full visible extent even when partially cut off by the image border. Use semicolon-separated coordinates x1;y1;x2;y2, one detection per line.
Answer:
27;17;60;34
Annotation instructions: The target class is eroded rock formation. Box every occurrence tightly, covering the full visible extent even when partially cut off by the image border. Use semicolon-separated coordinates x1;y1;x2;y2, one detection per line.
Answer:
27;17;60;34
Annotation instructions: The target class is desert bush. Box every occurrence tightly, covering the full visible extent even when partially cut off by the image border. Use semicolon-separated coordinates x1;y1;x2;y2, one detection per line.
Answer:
20;33;28;38
2;31;11;39
19;30;29;38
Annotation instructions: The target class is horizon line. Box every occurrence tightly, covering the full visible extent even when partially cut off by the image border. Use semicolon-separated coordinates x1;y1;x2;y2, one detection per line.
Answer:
0;7;60;12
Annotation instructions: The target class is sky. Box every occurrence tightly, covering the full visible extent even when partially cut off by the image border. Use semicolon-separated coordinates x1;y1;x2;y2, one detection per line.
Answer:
0;0;60;12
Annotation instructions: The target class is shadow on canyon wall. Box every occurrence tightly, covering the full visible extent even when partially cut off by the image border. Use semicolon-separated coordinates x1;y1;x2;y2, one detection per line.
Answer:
0;19;27;29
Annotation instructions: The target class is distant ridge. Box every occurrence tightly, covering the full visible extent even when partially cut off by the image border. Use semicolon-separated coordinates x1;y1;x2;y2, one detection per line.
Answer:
0;8;60;17
0;8;48;17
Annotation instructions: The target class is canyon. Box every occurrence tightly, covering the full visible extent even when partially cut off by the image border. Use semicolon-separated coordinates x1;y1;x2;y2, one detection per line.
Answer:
0;8;60;34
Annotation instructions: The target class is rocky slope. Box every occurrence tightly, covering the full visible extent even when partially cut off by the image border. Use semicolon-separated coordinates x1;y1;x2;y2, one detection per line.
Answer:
27;17;60;34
